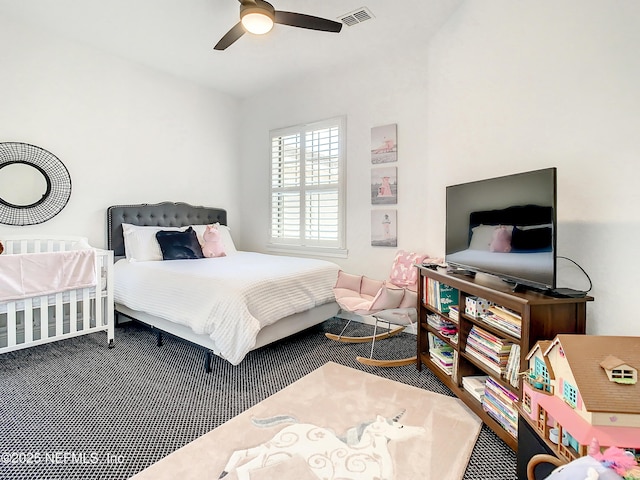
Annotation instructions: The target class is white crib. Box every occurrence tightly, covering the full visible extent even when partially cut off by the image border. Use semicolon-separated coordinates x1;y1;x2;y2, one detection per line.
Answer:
0;235;114;354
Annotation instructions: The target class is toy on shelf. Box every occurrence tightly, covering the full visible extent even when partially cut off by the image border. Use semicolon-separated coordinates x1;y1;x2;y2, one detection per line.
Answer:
520;335;640;464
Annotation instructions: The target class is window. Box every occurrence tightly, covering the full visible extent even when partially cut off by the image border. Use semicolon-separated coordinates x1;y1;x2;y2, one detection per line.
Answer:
612;368;634;379
563;382;578;408
534;357;551;392
269;116;346;256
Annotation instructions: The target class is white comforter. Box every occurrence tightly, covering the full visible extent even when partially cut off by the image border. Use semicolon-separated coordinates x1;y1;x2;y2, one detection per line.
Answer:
114;252;339;364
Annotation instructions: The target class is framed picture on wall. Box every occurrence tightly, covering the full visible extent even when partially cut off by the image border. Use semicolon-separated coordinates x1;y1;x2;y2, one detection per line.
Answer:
371;209;397;247
371;124;397;164
371;166;397;205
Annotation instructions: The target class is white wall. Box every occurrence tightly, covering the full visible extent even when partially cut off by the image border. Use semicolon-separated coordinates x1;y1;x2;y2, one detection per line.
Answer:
0;17;241;248
238;50;433;277
239;0;640;336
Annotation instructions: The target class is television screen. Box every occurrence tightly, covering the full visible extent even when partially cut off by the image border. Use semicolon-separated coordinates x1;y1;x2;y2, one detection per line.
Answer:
445;167;557;291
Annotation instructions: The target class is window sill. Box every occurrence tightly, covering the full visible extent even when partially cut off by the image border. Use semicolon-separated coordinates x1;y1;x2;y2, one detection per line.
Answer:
266;244;348;259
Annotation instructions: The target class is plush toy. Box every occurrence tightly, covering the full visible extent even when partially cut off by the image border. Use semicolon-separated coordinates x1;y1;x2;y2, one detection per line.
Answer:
0;240;3;255
545;439;639;480
201;224;226;258
489;226;512;253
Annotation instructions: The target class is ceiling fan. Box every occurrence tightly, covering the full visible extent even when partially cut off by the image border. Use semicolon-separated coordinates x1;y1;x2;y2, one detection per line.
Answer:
214;0;343;51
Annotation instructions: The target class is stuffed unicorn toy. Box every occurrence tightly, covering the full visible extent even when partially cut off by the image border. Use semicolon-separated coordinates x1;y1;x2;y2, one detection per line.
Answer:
545;439;639;480
201;224;226;258
489;225;512;253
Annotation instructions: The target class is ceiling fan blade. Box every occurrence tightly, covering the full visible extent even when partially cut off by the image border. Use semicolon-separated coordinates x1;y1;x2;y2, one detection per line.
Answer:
214;22;246;50
274;11;342;33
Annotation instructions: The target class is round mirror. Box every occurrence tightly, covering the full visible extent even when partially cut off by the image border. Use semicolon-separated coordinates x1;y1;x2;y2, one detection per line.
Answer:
0;142;71;226
0;162;50;207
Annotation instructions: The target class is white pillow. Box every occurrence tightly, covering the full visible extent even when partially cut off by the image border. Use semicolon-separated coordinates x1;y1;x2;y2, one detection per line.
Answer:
468;225;513;251
122;224;184;261
191;223;237;255
518;223;552;230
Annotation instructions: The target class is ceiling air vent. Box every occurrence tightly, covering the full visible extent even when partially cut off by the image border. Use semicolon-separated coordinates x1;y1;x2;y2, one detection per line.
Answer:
339;7;374;27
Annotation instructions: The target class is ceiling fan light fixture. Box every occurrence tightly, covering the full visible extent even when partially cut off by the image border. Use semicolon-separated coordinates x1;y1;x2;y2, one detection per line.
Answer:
241;7;275;35
215;0;342;50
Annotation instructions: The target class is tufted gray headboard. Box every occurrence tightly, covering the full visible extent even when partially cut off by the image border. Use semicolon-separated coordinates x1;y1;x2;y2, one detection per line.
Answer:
107;202;227;261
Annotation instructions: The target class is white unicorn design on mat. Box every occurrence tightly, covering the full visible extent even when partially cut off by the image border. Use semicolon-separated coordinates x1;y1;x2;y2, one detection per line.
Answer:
218;410;424;480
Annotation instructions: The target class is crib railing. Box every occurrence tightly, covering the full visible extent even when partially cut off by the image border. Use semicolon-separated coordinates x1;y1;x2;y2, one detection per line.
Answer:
0;235;114;353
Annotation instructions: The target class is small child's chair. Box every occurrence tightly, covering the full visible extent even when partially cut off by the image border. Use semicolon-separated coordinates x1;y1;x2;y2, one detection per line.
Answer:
326;250;436;367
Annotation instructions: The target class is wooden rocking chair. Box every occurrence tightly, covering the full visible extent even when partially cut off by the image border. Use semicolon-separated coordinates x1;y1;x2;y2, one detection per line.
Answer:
326;251;433;367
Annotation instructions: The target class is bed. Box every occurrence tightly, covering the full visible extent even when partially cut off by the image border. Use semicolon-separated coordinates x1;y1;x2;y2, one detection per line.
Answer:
0;235;114;354
107;202;340;369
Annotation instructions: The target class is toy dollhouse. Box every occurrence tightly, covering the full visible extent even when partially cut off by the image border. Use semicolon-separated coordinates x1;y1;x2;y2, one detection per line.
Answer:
520;334;640;463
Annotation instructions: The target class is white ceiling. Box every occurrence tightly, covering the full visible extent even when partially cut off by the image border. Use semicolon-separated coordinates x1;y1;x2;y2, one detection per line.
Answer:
0;0;463;99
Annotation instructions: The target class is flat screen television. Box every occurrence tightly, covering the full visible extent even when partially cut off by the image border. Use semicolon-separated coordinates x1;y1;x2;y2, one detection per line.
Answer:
445;167;557;291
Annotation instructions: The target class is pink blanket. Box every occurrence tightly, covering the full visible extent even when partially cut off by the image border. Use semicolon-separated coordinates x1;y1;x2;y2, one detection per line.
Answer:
0;250;97;302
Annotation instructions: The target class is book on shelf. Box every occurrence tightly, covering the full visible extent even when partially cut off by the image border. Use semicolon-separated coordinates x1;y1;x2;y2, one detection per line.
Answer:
428;332;449;349
491;305;521;321
464;325;512;376
483;391;518;427
452;350;459;383
464;347;504;375
462;375;489;403
428;334;454;376
479;306;522;338
429;352;453;375
438;283;459;313
504;344;521;388
482;401;518;438
424;278;459;313
448;305;459;321
482;377;518;438
426;314;458;341
430;351;454;368
485;376;518;403
430;348;454;366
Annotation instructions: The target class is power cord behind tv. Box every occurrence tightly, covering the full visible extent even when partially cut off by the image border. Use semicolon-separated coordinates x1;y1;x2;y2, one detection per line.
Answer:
547;256;592;298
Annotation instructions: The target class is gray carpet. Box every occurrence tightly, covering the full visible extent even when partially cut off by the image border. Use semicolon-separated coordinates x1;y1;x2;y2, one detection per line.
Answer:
0;318;516;480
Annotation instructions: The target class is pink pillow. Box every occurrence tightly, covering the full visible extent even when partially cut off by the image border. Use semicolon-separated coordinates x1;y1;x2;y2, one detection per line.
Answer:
361;275;384;297
388;250;427;290
334;270;362;291
201;224;227;258
369;284;405;312
399;289;418;309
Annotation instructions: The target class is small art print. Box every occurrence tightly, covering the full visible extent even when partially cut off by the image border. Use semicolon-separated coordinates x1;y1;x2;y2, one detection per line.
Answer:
371;124;397;164
371;166;397;205
371;209;397;247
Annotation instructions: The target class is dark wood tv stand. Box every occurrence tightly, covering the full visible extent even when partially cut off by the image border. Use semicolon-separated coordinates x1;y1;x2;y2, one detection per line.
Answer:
416;266;593;450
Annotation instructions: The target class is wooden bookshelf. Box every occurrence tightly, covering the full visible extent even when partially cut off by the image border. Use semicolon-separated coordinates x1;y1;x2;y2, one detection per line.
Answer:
416;266;593;451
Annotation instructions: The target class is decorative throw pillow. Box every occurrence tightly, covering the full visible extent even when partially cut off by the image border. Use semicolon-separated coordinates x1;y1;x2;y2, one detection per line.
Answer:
155;227;204;260
511;226;552;251
369;284;406;312
388;250;428;290
201;224;226;258
122;224;184;261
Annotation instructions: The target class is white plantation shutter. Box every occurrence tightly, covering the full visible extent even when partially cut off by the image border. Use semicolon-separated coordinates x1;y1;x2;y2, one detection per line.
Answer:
270;117;345;253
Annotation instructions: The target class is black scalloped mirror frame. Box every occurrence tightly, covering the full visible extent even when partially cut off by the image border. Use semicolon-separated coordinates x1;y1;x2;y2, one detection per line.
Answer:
0;142;72;226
